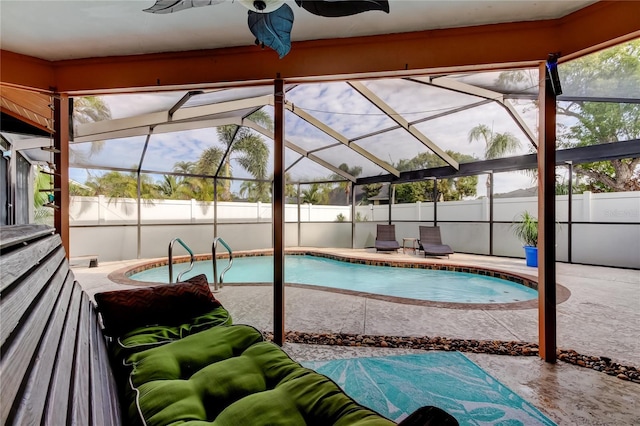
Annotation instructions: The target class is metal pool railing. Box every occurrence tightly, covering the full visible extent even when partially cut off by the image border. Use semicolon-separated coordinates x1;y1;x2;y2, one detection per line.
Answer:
168;237;194;283
212;237;233;291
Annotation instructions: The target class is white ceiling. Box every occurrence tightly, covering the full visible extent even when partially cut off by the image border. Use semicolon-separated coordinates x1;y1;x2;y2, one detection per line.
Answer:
1;0;596;61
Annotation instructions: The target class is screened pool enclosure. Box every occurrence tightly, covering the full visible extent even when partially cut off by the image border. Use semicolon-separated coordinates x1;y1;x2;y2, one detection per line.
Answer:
4;41;639;269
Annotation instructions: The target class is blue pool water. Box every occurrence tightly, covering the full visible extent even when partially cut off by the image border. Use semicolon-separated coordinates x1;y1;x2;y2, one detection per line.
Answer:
130;255;537;304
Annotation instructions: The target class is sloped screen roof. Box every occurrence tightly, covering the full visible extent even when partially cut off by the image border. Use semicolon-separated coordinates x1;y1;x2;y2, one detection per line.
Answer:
6;40;638;196
66;71;544;183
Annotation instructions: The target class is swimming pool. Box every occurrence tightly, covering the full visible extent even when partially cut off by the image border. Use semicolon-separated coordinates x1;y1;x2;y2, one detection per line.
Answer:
129;255;538;304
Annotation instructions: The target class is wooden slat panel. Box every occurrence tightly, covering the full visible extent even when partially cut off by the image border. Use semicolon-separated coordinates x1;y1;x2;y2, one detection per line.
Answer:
0;224;54;250
0;225;123;425
89;303;121;425
0;246;65;347
11;274;74;426
0;262;67;425
100;333;123;425
43;283;83;426
70;293;91;426
0;234;62;293
89;303;105;425
0;87;52;119
1;102;53;134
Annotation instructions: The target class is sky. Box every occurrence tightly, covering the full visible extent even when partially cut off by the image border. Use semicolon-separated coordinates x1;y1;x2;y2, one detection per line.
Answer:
69;72;553;198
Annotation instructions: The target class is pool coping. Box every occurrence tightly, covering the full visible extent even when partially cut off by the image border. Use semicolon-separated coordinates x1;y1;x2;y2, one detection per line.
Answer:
107;249;571;311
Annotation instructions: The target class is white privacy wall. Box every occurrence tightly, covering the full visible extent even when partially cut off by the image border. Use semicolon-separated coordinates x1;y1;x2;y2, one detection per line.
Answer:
69;192;639;268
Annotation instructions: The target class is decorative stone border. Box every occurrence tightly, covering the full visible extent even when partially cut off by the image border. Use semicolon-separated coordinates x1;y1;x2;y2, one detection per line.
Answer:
266;331;639;384
108;249;571;310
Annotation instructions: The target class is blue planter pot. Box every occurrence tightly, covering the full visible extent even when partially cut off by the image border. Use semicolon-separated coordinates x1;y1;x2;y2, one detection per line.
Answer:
524;246;538;267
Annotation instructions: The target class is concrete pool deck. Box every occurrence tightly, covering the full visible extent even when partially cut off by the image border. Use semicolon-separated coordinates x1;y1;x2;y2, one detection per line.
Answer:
73;249;640;425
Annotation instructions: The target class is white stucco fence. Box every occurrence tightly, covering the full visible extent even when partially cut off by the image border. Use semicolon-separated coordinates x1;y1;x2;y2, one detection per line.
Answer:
69;191;639;268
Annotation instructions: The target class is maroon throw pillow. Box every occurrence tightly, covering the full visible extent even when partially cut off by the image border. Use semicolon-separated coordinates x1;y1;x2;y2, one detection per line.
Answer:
95;274;221;337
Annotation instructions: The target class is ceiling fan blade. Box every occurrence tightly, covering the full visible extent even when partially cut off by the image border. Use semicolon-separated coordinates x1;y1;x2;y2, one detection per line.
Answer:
143;0;224;14
248;4;294;58
295;0;389;17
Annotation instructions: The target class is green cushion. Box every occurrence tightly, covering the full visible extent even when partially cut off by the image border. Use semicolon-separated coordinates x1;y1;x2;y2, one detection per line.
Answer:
112;306;231;362
126;325;394;426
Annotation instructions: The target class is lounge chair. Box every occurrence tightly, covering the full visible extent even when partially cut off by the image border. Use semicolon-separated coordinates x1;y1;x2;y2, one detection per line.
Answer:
375;224;401;252
418;226;454;258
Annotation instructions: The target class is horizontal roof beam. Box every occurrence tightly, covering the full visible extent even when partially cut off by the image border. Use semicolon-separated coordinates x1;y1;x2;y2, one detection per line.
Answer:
10;137;51;151
73;94;272;140
67;163;268;182
357;139;640;184
74;110;167;140
557;95;640;104
72;116;242;143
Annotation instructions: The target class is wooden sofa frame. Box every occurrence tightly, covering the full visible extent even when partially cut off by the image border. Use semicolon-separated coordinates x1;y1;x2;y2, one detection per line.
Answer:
0;225;122;425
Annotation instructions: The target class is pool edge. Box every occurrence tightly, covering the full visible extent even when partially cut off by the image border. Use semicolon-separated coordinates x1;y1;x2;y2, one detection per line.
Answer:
107;249;571;310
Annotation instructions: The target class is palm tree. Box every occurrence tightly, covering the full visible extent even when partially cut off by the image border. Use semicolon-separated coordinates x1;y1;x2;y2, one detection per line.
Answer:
158;175;180;198
196;110;272;201
71;96;112;162
74;96;111;124
173;161;196;175
192;147;224;200
283;172;298;202
239;180;270;202
468;124;522;194
85;171;159;200
330;163;362;204
468;124;521;160
170;161;208;200
301;183;331;205
69;181;93;196
165;110;274;201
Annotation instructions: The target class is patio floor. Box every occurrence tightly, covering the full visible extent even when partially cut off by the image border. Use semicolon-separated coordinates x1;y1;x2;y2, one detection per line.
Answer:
73;249;639;425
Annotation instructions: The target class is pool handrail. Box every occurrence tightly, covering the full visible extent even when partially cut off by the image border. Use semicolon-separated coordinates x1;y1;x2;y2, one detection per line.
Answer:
212;237;233;291
168;237;195;283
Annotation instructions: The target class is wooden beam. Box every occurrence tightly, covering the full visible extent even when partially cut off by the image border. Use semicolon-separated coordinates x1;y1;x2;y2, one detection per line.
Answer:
557;3;640;62
537;61;557;363
0;51;55;93
53;95;70;258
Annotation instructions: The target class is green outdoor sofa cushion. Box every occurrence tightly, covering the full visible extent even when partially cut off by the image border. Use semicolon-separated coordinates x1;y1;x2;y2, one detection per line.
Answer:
112;305;232;362
125;324;395;426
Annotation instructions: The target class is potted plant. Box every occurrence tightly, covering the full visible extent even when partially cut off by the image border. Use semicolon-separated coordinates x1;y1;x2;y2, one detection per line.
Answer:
511;211;538;267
